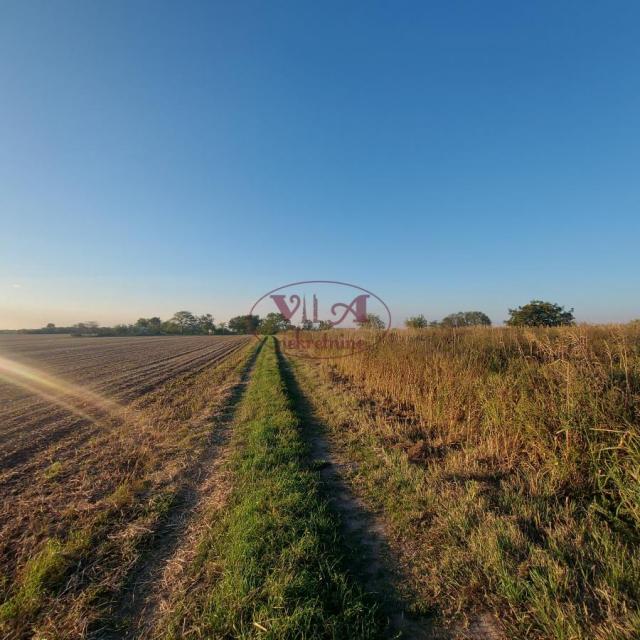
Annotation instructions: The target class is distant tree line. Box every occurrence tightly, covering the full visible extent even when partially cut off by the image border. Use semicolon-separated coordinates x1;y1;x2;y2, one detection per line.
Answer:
17;312;221;336
405;311;492;328
17;311;295;337
227;313;291;335
6;301;578;336
405;301;576;329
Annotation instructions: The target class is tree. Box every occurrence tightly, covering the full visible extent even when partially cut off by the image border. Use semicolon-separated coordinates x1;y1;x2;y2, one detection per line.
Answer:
259;313;291;335
317;320;334;330
74;321;99;334
215;321;230;334
162;320;181;334
171;310;198;334
147;317;162;333
441;311;491;328
197;313;215;334
506;300;574;327
114;324;131;336
134;316;163;335
228;315;261;334
134;318;149;335
405;314;429;329
356;313;385;330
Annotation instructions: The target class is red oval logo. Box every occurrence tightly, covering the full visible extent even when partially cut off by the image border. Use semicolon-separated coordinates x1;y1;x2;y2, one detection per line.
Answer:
250;280;391;359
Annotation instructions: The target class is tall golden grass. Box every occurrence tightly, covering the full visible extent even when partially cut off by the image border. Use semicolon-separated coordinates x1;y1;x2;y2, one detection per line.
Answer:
338;324;639;518
308;324;640;638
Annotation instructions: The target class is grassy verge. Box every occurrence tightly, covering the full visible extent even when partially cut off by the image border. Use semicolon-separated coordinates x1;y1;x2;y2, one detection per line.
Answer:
284;356;432;614
165;337;381;639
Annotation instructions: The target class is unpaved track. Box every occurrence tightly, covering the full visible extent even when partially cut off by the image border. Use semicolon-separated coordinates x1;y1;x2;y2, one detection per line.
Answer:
282;352;503;640
97;340;264;639
278;351;437;639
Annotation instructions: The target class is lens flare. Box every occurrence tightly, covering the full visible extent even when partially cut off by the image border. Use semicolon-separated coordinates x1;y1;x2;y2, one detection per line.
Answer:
0;355;129;426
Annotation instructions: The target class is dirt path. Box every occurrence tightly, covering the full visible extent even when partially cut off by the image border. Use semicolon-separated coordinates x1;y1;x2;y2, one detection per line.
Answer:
281;352;503;640
95;342;263;639
310;431;438;640
277;351;439;639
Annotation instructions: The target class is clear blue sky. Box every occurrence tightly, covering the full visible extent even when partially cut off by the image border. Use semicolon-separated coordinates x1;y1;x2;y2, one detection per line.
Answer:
1;1;638;328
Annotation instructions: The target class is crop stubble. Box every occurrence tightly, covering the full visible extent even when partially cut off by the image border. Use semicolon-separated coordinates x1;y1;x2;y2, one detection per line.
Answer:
0;334;253;637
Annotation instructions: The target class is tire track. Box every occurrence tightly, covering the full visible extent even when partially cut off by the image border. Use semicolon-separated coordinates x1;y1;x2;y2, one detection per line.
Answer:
282;351;504;640
0;340;259;632
95;340;264;639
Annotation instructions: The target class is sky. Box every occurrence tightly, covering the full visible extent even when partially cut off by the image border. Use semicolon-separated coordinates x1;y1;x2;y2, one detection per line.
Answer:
1;1;639;328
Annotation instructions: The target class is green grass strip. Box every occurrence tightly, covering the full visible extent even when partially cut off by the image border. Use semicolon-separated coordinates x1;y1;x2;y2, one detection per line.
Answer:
171;337;380;639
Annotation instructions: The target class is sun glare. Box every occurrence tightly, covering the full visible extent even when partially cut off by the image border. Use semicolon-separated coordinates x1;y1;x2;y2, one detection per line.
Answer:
0;355;128;426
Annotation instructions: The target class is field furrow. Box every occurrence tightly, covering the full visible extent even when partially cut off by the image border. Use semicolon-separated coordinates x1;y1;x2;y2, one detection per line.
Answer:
0;335;256;638
0;337;249;469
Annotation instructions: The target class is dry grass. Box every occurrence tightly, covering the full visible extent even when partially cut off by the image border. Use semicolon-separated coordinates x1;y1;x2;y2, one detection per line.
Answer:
0;337;256;638
3;326;639;639
292;324;640;639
